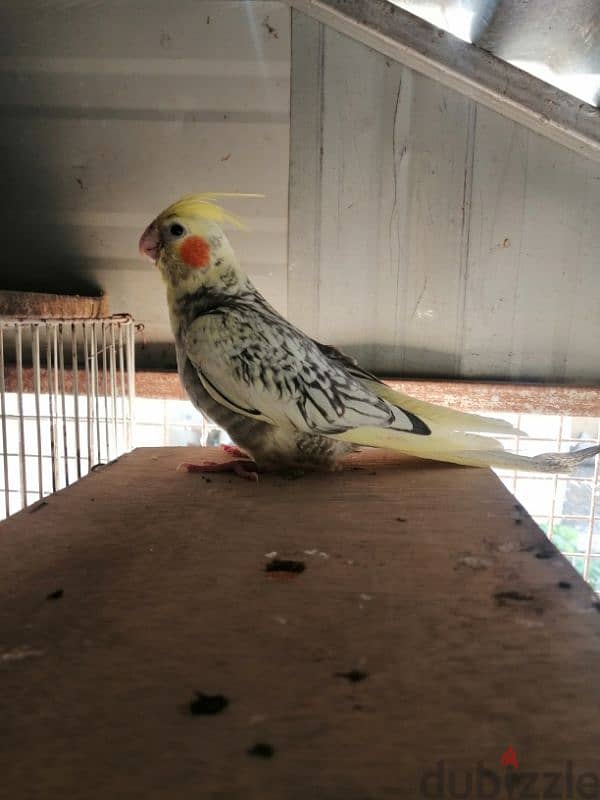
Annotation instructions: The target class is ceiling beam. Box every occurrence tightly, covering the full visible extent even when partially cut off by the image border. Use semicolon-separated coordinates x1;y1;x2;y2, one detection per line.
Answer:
285;0;600;163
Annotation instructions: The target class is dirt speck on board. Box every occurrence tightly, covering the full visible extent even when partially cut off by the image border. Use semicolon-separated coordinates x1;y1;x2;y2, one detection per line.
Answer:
247;743;275;758
493;590;534;606
46;589;64;600
396;517;407;523
188;692;229;716
1;646;45;663
535;550;555;560
265;559;305;575
335;669;368;683
456;556;492;571
557;581;572;589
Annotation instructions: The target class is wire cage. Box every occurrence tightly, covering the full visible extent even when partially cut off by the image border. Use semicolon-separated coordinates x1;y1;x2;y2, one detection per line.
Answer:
0;316;135;519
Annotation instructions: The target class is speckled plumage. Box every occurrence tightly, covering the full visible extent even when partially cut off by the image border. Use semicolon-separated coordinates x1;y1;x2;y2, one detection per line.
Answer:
136;196;430;470
139;195;600;475
177;344;352;469
172;278;405;469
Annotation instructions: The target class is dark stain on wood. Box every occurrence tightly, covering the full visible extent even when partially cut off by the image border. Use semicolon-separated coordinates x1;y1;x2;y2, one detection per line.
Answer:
189;693;228;716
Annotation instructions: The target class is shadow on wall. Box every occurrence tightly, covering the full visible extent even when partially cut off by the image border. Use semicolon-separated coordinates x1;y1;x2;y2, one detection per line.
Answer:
0;119;103;298
329;341;463;379
329;341;600;384
0;1;104;299
135;341;178;373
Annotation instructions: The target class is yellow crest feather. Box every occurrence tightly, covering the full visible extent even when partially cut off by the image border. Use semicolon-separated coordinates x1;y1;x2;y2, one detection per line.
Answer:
158;192;263;231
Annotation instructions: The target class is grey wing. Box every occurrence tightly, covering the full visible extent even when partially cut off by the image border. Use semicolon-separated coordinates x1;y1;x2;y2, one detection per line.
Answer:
312;340;380;383
184;304;424;436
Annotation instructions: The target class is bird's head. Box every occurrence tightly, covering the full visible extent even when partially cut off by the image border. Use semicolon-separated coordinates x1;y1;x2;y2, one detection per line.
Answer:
138;193;260;296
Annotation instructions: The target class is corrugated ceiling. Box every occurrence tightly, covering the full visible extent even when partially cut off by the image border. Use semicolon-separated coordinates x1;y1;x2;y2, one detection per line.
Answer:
393;0;600;106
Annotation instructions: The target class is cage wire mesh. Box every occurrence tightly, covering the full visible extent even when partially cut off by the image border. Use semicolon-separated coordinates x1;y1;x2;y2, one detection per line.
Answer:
0;317;135;519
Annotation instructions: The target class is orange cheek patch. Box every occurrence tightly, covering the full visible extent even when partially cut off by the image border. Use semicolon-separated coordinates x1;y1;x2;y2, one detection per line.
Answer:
179;235;211;269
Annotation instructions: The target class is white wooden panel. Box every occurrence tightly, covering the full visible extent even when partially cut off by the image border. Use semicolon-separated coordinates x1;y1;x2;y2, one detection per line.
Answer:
463;107;600;381
289;15;476;376
317;27;396;367
0;0;290;369
287;11;324;336
390;73;475;376
461;110;529;379
289;13;600;383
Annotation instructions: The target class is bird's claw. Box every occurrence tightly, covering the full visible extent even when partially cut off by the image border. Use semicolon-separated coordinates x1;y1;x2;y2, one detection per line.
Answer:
177;459;259;482
221;444;250;459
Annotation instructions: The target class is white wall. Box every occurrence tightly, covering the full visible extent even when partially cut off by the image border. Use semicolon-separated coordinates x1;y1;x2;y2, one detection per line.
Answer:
0;0;290;368
288;11;600;383
2;2;599;383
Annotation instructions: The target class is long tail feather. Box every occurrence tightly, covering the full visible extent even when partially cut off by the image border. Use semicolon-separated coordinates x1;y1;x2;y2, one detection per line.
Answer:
335;421;600;474
364;380;524;436
435;444;600;472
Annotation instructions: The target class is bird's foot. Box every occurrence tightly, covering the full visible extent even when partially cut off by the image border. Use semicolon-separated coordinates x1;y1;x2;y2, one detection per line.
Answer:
177;459;259;482
220;444;250;459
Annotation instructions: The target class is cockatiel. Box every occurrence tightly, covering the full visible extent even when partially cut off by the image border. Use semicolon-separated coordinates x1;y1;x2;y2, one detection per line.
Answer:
139;193;600;480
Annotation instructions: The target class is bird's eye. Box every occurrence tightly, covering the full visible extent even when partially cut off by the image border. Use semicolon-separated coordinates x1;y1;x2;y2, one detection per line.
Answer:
169;223;185;237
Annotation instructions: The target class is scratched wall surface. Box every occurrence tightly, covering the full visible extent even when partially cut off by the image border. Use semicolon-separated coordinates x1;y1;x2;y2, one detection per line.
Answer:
288;12;600;383
0;0;290;369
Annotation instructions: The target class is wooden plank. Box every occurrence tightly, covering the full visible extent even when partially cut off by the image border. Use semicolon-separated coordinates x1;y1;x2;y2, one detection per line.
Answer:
383;379;600;416
135;371;600;416
0;290;108;319
6;363;597;416
288;18;600;383
289;22;476;374
463;107;600;382
389;73;475;377
317;26;396;366
287;11;324;335
1;446;600;797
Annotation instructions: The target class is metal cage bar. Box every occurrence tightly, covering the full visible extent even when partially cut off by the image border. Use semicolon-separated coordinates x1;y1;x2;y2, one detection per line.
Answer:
0;316;136;519
0;330;10;517
32;325;44;500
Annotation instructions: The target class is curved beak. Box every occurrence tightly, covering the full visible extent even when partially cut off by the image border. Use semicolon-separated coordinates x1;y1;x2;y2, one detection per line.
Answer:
138;223;161;263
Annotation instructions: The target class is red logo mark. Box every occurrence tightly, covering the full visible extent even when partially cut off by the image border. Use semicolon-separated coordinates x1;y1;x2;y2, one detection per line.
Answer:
501;745;519;769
